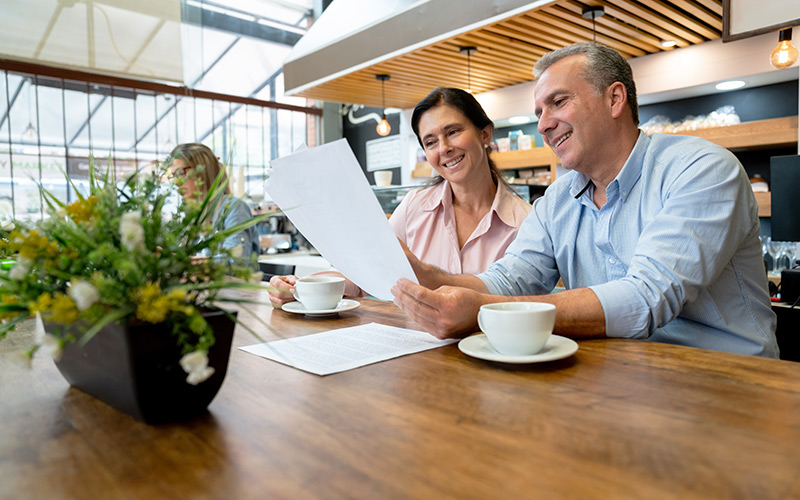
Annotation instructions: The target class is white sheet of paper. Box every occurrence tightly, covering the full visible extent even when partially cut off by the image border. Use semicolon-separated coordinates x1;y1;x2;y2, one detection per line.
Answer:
265;139;417;300
239;322;459;376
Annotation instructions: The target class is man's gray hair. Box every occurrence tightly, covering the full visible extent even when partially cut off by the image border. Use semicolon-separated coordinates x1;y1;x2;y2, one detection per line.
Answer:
533;42;639;125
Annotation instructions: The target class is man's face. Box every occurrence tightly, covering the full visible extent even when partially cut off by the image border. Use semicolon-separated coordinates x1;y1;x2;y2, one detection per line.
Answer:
534;55;612;174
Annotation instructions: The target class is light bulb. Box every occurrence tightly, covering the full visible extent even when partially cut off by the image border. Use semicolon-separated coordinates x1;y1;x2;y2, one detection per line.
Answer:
770;29;798;69
376;117;391;136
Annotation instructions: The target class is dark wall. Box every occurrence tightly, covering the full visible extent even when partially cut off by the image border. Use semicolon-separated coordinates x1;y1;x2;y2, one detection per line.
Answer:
639;80;798;124
343;105;402;184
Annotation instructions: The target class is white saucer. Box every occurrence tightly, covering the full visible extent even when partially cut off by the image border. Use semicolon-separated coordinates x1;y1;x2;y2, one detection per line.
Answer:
282;299;360;317
458;334;578;364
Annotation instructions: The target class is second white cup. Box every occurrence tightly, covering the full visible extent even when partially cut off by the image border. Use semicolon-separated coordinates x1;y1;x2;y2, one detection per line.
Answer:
374;170;393;187
293;276;346;310
477;302;556;355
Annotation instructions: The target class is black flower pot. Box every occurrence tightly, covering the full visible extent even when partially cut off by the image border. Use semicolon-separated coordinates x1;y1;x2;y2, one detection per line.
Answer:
53;310;236;424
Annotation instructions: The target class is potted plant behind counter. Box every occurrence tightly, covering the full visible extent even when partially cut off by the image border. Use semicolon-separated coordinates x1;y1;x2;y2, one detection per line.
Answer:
0;159;274;423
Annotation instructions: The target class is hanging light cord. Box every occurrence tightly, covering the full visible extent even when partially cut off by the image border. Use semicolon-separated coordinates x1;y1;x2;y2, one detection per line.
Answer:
381;77;386;117
467;52;471;90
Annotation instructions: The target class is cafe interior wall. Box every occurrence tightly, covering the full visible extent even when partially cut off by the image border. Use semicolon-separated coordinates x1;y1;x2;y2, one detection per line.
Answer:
386;30;800;187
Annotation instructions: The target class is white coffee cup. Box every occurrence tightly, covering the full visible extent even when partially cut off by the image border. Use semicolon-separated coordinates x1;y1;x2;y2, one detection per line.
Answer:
293;276;346;310
477;302;556;355
374;170;393;187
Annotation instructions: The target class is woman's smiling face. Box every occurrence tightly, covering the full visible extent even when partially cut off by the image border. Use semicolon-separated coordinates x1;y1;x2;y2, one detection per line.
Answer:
417;104;493;185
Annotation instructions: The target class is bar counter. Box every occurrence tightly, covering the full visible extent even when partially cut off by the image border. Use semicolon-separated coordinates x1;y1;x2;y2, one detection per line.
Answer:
2;290;800;499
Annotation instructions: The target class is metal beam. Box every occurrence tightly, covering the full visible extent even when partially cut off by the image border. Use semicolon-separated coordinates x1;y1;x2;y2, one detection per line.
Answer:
0;77;27;132
128;37;241;153
182;4;303;46
34;4;65;58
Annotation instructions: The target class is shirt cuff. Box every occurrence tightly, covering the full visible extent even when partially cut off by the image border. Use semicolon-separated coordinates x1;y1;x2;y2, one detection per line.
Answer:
589;280;651;339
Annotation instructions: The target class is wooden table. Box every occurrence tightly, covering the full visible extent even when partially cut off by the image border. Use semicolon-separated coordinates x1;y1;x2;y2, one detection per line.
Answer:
2;292;800;499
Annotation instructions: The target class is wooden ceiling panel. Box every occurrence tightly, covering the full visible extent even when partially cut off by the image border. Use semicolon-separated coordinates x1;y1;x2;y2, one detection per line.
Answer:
293;0;723;109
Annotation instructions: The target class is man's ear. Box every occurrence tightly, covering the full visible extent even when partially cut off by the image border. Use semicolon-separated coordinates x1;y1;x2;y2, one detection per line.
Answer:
608;81;628;119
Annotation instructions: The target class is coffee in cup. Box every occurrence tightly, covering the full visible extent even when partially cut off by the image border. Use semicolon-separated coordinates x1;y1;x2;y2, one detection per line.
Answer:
477;302;556;355
293;276;346;310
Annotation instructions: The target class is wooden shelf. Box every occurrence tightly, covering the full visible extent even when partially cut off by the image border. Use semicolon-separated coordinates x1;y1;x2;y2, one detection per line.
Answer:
411;161;432;178
664;116;798;151
492;147;559;170
754;191;771;218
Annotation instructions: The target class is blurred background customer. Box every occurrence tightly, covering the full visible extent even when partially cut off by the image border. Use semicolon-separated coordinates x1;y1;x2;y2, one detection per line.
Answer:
170;143;259;264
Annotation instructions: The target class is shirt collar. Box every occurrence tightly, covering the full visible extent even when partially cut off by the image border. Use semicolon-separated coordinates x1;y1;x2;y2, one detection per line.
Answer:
420;180;451;212
420;179;520;228
568;130;648;202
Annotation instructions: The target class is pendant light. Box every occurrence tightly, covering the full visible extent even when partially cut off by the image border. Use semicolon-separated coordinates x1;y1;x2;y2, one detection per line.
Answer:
582;6;605;43
770;28;798;69
375;74;391;136
459;46;477;93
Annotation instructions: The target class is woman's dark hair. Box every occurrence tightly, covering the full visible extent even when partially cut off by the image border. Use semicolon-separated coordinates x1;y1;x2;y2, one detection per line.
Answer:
411;87;511;190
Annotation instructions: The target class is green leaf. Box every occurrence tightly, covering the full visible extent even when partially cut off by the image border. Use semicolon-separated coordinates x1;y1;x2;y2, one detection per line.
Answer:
77;304;136;347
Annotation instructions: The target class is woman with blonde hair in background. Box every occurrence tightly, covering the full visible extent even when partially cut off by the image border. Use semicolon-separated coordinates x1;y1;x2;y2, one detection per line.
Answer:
169;143;259;264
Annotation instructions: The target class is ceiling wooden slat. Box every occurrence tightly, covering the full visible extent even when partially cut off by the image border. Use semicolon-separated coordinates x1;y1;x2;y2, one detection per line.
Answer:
602;0;707;44
546;3;664;51
694;0;723;17
669;0;722;30
292;0;725;108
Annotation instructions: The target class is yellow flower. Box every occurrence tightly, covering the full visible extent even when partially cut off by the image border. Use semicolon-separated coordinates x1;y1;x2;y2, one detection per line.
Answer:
1;294;21;321
131;284;196;324
28;292;54;315
132;283;170;323
17;229;53;260
49;293;79;325
65;196;99;223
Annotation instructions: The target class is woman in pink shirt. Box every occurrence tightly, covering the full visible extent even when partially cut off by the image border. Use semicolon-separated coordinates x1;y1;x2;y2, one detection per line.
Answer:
268;87;531;305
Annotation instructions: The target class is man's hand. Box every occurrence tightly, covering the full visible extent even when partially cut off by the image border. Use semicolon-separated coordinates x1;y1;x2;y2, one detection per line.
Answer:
391;278;490;339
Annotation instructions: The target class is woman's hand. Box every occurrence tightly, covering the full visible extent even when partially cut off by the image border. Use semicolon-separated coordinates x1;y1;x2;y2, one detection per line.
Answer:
268;275;298;307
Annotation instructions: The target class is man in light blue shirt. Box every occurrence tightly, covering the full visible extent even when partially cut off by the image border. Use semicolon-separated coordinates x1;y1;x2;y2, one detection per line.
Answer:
391;42;778;358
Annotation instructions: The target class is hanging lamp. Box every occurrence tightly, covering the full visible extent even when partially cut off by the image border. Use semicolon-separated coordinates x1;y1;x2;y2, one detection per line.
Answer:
375;74;391;136
770;28;798;69
582;6;605;43
459;46;478;93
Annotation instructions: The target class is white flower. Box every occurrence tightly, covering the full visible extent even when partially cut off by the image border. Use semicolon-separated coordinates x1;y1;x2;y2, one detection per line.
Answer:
34;313;63;360
180;350;215;385
42;333;63;361
15;351;32;369
69;280;99;311
119;210;145;251
186;366;215;385
8;255;31;281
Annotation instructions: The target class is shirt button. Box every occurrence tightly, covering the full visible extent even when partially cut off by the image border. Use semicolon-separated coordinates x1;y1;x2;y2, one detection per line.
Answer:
609;257;616;264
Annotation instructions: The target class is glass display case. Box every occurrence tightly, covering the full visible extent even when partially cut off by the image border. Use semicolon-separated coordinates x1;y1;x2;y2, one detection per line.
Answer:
372;185;418;215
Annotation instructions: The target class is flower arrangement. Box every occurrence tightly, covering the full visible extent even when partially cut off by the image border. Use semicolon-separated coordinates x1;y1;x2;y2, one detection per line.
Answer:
0;160;271;385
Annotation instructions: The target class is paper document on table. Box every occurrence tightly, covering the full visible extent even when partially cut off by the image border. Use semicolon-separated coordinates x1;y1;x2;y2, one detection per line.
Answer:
265;139;417;300
240;323;458;376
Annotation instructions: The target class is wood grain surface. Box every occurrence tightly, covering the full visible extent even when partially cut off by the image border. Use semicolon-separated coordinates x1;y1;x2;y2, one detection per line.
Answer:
2;290;799;500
